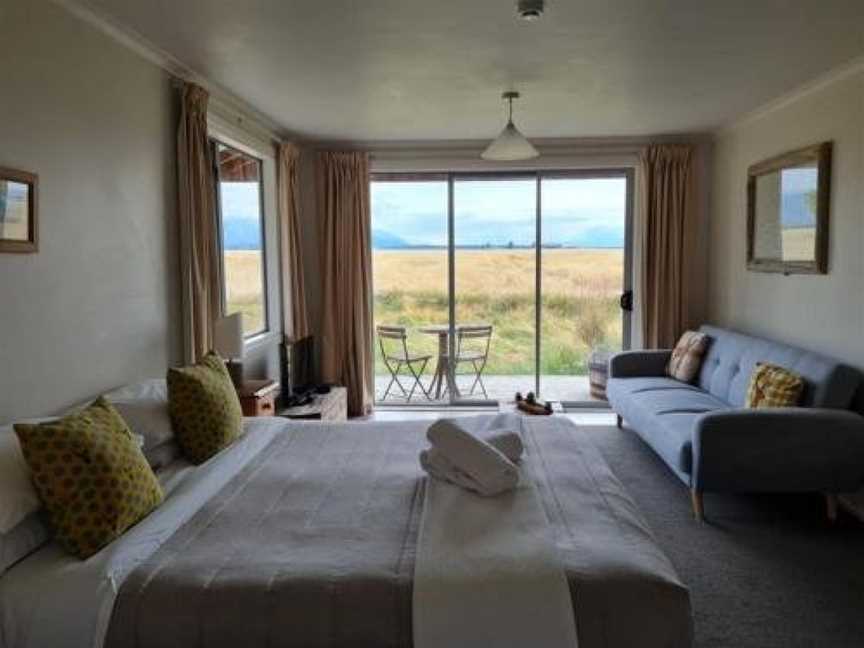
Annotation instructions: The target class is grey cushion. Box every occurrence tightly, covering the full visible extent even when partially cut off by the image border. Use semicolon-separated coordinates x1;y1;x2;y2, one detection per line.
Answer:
697;325;859;409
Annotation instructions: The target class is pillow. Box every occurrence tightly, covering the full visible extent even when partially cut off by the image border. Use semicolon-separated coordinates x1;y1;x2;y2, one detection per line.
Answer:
167;351;243;464
745;362;804;408
111;399;175;454
667;330;710;383
144;440;182;471
1;512;50;575
0;419;54;534
104;378;174;450
14;398;164;559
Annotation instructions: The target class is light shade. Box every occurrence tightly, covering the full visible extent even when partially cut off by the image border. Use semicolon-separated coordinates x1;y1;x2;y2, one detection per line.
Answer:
213;313;244;359
481;121;540;161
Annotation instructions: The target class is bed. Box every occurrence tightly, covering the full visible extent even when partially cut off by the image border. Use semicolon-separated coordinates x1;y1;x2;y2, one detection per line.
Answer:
0;414;692;648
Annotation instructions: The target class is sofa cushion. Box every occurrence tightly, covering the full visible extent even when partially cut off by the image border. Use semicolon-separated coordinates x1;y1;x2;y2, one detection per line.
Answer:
667;330;710;383
606;377;700;398
697;325;860;409
745;363;804;408
628;388;729;417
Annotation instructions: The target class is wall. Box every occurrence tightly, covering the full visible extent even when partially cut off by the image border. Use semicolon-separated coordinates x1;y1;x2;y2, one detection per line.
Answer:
0;0;180;422
709;66;864;370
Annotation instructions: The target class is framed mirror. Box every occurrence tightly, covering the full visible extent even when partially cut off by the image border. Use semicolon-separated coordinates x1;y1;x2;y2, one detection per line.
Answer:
0;167;38;254
747;142;831;274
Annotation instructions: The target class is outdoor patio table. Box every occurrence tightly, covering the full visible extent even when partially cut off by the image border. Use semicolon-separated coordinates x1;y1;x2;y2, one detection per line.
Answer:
418;324;473;400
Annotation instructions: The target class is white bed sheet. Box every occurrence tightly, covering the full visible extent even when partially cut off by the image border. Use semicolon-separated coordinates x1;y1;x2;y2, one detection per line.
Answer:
0;417;286;648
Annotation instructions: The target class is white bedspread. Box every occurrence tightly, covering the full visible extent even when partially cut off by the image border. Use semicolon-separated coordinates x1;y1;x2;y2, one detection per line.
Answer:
413;453;579;648
0;418;283;648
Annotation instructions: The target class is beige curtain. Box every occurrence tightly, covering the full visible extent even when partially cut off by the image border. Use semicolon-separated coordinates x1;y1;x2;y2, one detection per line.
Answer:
277;142;310;342
639;144;696;349
177;82;221;363
317;152;373;417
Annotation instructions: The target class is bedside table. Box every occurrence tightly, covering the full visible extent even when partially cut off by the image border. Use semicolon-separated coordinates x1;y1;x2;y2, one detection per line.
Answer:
278;386;347;421
237;379;280;417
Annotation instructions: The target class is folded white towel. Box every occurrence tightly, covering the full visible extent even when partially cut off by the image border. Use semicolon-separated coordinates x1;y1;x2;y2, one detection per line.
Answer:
420;448;486;494
426;419;519;496
482;430;523;463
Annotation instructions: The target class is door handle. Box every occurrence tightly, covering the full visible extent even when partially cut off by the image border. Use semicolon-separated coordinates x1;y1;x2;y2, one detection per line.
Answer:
619;290;633;312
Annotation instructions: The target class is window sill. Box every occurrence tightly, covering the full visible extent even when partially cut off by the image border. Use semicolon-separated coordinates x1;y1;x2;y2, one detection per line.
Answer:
243;330;280;355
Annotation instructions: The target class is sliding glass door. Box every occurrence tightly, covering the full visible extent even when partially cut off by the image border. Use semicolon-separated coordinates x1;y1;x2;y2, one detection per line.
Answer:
371;170;632;407
539;175;631;402
452;176;537;403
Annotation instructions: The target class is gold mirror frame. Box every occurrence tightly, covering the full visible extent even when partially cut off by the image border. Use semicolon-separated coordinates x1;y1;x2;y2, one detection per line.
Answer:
746;142;831;275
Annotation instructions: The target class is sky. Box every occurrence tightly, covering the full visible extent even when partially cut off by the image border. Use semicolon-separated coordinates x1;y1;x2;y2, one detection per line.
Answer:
371;178;628;248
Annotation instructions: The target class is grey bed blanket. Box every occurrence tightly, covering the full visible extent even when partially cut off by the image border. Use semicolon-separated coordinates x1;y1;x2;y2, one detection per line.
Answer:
105;415;692;648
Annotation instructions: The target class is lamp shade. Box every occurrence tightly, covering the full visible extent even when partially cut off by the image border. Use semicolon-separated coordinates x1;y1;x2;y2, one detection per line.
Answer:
213;313;244;359
481;121;540;161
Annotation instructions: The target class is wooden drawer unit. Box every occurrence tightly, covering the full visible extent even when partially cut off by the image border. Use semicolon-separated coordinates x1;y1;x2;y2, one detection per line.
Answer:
238;379;279;417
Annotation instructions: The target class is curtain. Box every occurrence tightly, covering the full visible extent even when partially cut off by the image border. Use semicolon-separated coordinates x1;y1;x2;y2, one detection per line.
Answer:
317;152;373;417
277;142;310;342
177;82;221;363
639;144;696;349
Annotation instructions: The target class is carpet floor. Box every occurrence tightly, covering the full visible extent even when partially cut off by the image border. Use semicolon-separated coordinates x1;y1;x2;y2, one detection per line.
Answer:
585;424;864;648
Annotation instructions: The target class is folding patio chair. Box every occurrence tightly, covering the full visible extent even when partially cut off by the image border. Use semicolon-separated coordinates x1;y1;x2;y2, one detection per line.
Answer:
376;325;433;402
453;325;493;399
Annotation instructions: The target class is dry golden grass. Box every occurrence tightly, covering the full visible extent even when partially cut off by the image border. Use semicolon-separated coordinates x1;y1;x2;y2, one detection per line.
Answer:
782;227;816;261
224;250;266;335
373;249;623;376
373;249;622;297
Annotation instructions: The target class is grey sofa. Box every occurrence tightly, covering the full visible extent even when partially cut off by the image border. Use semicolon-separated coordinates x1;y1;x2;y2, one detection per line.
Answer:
607;325;864;521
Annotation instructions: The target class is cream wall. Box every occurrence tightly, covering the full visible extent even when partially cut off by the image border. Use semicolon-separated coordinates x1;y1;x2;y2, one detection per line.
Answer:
0;0;180;422
708;66;864;369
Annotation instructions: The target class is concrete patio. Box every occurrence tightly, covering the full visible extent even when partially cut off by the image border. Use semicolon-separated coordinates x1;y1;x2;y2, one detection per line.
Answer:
374;373;607;406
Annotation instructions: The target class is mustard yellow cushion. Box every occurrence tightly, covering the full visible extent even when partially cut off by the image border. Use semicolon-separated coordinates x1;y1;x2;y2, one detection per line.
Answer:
14;398;163;559
745;362;804;408
167;351;243;464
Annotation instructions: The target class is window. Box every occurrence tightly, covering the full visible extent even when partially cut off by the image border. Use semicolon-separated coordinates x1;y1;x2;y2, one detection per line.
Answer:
214;142;268;338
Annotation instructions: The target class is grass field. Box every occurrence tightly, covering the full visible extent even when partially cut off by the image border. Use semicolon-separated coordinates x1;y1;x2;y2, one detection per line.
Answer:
224;248;624;376
373;248;623;376
224;250;266;335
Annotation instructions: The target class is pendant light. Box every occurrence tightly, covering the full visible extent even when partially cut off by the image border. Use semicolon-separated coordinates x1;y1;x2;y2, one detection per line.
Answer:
481;91;539;161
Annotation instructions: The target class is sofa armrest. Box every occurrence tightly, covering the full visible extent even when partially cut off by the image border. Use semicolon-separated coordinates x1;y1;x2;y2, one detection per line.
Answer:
608;350;672;378
691;408;864;492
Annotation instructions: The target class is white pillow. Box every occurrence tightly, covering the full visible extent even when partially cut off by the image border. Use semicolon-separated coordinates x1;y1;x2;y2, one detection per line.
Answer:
0;420;53;534
1;512;49;575
104;379;174;451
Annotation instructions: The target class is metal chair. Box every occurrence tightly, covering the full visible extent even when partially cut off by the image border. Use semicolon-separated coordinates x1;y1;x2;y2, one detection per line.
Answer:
453;325;493;399
376;325;433;402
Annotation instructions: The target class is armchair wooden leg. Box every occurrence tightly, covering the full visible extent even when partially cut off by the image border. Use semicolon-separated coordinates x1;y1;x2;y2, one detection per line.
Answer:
825;494;839;524
690;489;704;522
616;414;622;428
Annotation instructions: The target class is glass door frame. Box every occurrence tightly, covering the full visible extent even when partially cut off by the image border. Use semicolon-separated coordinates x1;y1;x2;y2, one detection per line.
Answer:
370;168;635;408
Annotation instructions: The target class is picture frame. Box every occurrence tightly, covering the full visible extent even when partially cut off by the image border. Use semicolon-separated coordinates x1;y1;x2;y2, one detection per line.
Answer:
746;142;831;275
0;166;39;253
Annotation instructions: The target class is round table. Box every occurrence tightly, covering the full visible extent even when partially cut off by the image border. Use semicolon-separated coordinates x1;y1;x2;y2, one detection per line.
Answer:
418;325;463;399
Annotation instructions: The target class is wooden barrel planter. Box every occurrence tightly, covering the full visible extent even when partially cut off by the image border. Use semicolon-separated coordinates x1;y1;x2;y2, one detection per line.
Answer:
588;350;612;401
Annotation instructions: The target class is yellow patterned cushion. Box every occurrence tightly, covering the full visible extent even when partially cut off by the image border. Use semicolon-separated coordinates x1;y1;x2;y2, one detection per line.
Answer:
745;363;804;408
14;398;164;559
167;351;243;464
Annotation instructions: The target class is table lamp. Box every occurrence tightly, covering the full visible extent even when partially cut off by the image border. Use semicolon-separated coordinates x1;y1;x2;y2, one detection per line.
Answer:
214;313;244;387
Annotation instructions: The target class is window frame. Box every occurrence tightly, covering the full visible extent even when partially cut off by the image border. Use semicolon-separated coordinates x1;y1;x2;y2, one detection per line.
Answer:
211;138;270;340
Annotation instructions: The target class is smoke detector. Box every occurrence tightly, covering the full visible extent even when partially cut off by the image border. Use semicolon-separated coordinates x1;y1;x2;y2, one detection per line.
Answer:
516;0;544;21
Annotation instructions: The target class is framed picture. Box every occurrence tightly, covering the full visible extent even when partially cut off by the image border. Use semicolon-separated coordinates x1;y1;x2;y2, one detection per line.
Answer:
0;167;38;253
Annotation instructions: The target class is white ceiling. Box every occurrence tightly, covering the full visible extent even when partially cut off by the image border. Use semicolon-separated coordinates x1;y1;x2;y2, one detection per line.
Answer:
76;0;864;141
